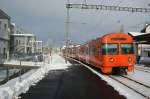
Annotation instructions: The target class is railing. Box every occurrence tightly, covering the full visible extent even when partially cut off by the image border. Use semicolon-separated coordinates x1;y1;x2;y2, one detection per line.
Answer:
0;53;44;84
10;53;43;62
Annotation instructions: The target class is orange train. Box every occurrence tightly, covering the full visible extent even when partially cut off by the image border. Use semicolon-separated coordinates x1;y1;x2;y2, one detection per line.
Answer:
63;32;135;74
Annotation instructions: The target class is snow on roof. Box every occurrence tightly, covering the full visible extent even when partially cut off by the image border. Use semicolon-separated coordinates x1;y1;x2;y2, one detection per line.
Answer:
30;41;43;43
11;33;35;37
35;41;43;43
11;23;15;26
76;45;80;47
128;32;150;36
61;45;66;49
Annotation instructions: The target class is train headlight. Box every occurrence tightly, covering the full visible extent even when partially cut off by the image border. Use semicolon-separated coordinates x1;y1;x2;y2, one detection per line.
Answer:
109;58;114;62
128;57;132;62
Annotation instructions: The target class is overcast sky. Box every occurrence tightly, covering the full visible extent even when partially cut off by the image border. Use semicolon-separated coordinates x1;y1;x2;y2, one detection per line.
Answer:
0;0;150;46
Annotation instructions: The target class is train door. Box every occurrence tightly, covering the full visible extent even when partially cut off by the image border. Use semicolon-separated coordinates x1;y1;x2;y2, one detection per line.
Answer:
86;44;90;64
98;44;103;66
96;43;102;67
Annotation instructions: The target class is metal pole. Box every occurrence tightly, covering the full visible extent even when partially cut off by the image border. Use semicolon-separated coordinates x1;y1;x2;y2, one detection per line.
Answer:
6;67;9;81
65;0;70;63
24;36;27;53
19;60;22;82
84;0;87;4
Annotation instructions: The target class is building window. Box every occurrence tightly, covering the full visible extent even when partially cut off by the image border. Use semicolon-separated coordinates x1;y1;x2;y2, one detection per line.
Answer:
0;21;1;30
3;48;6;55
4;24;7;30
148;52;150;57
19;40;20;44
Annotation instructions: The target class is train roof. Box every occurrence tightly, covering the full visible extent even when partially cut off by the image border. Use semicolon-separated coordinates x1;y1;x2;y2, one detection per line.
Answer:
95;32;130;40
81;32;130;46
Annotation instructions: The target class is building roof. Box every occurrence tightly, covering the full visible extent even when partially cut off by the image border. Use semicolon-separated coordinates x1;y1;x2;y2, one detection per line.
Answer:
35;41;43;43
0;9;10;19
128;32;150;44
30;41;43;43
128;32;149;36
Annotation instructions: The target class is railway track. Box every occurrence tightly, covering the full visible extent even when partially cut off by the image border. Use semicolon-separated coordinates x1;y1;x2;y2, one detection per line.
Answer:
121;76;150;88
135;66;150;73
110;76;150;99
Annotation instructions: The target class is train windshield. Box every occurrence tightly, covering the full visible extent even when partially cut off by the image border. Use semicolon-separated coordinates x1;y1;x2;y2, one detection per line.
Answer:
102;44;118;55
121;44;134;54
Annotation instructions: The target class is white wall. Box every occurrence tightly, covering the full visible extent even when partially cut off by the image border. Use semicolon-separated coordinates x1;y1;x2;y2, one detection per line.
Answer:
0;19;9;39
0;19;9;56
139;44;150;57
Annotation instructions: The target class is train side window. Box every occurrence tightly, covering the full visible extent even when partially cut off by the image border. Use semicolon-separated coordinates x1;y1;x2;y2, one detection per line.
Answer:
79;48;82;54
81;48;83;55
89;46;92;55
92;46;97;55
82;48;84;55
89;46;93;55
86;47;89;54
99;45;102;54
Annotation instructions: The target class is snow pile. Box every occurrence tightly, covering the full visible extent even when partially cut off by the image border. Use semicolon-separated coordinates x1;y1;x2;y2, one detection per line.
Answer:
0;54;71;99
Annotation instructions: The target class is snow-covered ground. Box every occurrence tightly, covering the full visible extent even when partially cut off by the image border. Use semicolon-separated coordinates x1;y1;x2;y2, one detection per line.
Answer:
0;54;71;99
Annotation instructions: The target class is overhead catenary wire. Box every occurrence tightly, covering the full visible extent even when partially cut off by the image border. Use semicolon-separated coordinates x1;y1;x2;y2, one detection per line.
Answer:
115;0;150;32
96;0;125;29
66;0;150;43
83;0;87;4
102;0;150;32
86;0;125;34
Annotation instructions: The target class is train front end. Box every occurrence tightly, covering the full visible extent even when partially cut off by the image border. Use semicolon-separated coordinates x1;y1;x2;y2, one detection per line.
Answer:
100;33;135;74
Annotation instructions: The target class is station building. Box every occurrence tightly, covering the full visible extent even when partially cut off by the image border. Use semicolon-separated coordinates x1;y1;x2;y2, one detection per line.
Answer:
129;24;150;65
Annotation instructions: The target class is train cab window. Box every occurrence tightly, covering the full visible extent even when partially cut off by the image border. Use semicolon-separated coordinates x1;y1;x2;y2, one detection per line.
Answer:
102;44;118;55
121;44;134;54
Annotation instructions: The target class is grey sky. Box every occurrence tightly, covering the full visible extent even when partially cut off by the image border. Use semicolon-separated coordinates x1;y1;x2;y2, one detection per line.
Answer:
0;0;150;46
